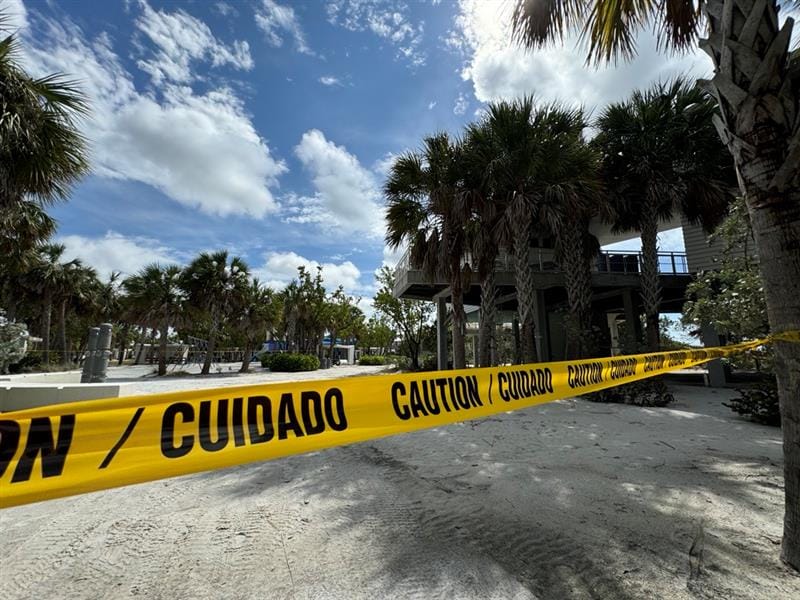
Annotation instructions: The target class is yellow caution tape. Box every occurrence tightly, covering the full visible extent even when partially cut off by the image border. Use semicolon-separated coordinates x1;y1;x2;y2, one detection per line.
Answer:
0;338;770;508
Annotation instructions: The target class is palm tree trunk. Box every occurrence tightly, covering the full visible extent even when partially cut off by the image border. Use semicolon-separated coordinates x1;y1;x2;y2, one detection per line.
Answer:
203;329;216;375
158;318;169;377
513;214;538;363
749;195;800;570
701;0;800;569
478;269;497;367
117;323;129;365
329;329;337;362
559;218;594;358
42;290;52;365
58;298;68;367
639;204;661;351
450;263;467;370
240;340;253;373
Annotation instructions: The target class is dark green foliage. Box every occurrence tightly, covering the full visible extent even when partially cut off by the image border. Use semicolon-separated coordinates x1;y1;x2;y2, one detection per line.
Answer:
358;354;387;366
419;353;439;372
261;352;320;372
385;354;411;370
8;353;42;374
724;381;781;426
586;377;675;407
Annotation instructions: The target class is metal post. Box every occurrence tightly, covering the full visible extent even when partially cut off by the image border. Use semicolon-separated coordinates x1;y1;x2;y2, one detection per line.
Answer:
81;327;99;383
90;323;113;383
702;324;728;387
436;296;448;370
670;252;677;274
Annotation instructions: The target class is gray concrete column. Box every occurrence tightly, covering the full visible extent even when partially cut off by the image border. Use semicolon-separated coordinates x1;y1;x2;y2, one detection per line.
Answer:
533;289;549;362
91;323;113;383
81;327;99;383
436;296;448;370
701;323;728;387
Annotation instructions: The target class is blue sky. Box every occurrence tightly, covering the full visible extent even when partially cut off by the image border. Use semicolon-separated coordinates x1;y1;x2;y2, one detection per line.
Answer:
7;0;707;309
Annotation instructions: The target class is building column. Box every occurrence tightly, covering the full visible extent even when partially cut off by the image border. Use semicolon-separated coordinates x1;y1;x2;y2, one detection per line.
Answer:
437;296;448;370
533;289;549;362
702;323;728;387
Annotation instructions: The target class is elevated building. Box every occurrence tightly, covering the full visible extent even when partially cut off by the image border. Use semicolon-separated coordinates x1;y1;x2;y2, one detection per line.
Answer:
393;215;730;384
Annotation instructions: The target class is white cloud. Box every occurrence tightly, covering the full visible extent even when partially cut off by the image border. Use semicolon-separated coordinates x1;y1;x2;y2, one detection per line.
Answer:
427;100;437;110
382;243;404;268
254;251;362;292
18;5;286;218
58;231;180;279
319;75;342;86
214;2;236;18
326;0;426;67
4;0;28;30
288;129;384;237
453;92;468;115
255;0;313;55
451;0;710;108
135;0;253;86
602;228;686;253
372;152;398;178
98;87;288;217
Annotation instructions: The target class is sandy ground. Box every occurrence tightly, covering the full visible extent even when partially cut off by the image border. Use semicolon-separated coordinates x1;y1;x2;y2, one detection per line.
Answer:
2;374;799;599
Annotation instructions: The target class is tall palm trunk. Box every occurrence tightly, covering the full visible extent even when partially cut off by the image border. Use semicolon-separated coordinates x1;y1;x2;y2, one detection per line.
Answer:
450;260;467;369
639;198;661;351
478;269;497;367
559;219;593;359
117;323;129;365
158;315;169;377
203;326;217;375
58;297;69;366
701;0;800;568
41;289;52;364
513;212;538;363
240;340;254;373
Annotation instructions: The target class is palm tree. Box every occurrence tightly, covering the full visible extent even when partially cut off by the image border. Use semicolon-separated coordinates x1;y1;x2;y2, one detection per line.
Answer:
594;80;735;350
513;0;800;568
385;133;471;369
463;121;503;367
235;279;279;373
480;98;598;363
0;30;89;205
180;251;249;375
123;264;184;377
0;200;56;268
55;261;98;367
537;111;604;359
0;25;89;252
21;244;76;364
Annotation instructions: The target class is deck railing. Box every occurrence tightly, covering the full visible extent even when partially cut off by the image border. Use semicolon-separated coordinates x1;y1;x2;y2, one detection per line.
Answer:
394;247;689;293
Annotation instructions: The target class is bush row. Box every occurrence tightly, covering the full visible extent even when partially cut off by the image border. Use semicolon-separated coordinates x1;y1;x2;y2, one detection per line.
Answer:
359;354;387;366
586;377;675;407
260;352;320;372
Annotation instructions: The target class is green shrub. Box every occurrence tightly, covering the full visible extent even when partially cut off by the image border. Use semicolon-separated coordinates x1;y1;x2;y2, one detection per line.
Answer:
261;352;319;372
259;352;276;369
724;380;780;426
385;354;411;370
419;353;439;372
586;377;675;407
359;354;386;366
